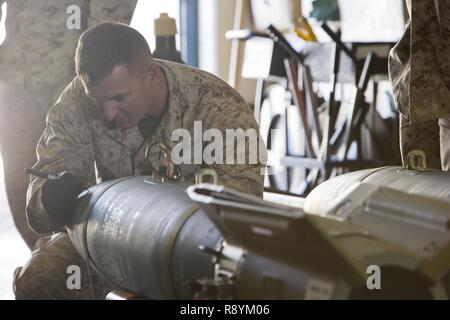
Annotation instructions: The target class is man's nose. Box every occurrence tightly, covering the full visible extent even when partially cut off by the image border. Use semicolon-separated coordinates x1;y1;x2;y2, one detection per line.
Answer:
102;101;119;122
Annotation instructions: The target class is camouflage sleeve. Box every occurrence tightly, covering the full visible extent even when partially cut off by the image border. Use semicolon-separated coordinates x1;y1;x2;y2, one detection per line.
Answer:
88;0;137;26
26;80;96;234
390;1;450;124
202;93;267;198
388;18;411;120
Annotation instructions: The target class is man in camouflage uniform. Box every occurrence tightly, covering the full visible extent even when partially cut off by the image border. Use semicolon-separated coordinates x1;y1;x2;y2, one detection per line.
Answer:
389;0;450;170
0;0;137;249
14;23;266;299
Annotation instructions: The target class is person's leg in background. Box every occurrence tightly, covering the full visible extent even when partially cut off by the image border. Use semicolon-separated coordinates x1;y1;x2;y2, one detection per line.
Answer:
399;114;441;170
0;84;46;249
439;118;450;171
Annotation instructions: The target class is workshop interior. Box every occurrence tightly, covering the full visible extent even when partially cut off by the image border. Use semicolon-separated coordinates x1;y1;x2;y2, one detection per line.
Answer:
1;0;450;300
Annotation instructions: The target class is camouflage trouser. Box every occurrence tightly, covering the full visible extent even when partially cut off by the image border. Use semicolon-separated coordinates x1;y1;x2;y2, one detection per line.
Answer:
13;232;112;300
400;115;450;171
440;118;450;171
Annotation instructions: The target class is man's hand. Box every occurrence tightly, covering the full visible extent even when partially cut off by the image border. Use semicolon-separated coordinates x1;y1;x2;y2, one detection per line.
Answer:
41;172;83;227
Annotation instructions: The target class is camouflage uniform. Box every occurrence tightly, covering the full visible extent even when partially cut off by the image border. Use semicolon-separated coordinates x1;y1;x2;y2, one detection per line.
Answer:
0;0;137;249
15;60;267;299
389;0;450;170
13;232;112;300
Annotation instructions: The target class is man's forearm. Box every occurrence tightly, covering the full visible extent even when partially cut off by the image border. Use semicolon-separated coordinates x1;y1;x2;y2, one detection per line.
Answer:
26;177;53;234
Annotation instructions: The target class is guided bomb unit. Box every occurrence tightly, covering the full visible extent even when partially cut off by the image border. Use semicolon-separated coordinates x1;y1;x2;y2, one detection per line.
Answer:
67;162;450;300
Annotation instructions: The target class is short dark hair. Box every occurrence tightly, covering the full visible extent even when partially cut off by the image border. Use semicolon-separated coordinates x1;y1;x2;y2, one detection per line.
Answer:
75;22;153;85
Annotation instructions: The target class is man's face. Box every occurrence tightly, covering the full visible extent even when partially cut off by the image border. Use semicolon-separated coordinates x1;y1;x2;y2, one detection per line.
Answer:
84;65;152;131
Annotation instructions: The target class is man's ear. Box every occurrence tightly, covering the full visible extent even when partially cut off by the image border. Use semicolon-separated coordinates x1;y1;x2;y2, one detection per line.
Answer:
145;63;160;82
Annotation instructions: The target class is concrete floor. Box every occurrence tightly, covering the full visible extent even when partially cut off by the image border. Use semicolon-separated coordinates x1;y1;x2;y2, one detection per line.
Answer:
0;158;30;300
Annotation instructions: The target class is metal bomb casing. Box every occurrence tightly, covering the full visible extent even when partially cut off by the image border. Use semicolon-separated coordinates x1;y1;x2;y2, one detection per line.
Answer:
67;176;222;299
303;166;450;298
